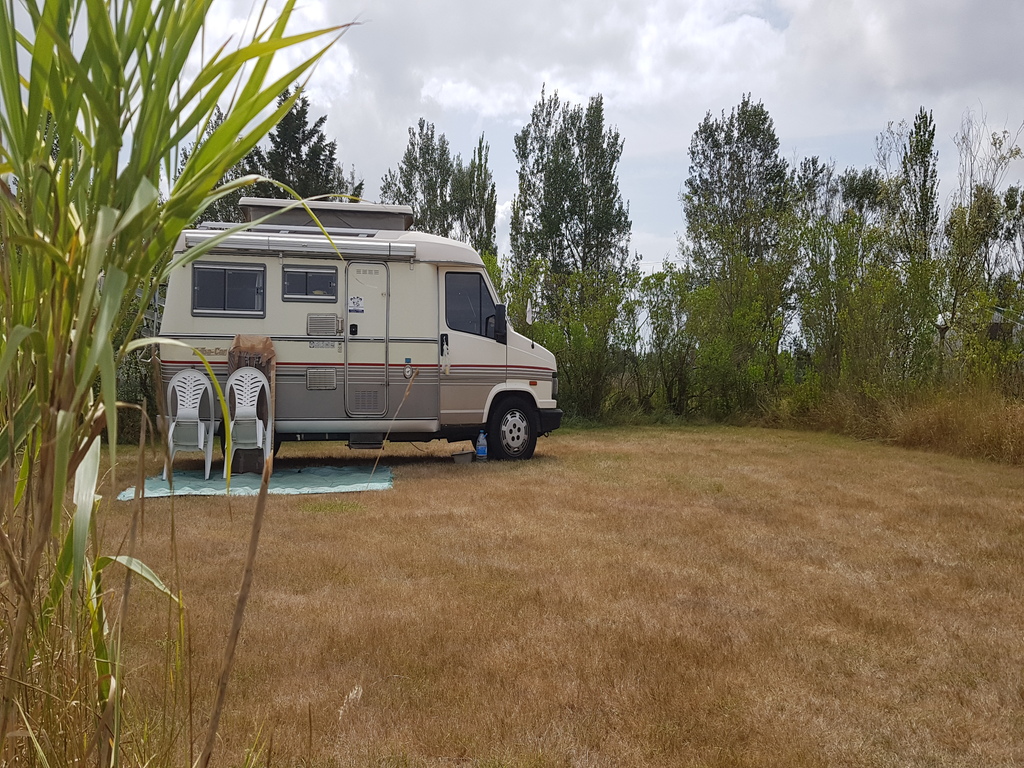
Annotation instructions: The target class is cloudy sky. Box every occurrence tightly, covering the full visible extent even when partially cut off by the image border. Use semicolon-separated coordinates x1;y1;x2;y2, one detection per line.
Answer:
212;0;1023;270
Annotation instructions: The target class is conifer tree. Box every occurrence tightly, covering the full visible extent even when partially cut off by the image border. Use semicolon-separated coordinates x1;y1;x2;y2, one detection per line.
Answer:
249;87;347;199
183;89;363;223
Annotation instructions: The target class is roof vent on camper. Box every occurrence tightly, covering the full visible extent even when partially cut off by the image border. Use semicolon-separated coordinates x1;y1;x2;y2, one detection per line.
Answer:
239;197;414;232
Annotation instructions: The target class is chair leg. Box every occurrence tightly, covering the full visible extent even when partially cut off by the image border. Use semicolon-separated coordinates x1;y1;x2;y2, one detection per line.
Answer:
204;427;213;481
163;447;175;481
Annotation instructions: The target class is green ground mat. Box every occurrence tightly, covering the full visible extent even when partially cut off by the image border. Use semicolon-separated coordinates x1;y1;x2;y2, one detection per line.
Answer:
117;465;392;501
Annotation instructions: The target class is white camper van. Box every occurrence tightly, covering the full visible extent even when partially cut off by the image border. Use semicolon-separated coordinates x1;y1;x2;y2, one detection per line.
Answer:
157;197;562;460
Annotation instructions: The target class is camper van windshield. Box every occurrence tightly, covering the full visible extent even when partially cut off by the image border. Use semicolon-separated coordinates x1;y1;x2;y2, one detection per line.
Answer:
446;272;496;338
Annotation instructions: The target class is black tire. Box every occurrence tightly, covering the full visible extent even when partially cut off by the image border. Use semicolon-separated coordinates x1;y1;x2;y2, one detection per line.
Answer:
487;395;538;460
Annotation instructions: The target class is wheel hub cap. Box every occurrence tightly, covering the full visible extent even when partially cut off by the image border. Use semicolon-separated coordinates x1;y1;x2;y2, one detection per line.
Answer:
501;410;528;455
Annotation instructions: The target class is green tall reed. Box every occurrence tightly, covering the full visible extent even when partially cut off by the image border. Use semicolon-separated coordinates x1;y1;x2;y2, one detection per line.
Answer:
0;0;342;763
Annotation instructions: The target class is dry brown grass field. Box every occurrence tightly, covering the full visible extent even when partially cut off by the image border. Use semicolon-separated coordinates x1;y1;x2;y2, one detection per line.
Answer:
100;426;1024;768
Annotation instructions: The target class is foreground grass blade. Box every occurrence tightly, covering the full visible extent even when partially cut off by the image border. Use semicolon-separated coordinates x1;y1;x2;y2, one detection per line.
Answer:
198;455;273;768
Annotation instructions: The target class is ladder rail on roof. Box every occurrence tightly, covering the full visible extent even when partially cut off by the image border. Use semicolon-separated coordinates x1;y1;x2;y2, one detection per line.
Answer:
198;221;380;238
181;230;418;260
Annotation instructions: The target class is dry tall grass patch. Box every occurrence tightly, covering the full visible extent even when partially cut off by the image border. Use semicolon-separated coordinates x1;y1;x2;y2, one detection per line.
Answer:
793;389;1024;465
102;427;1024;767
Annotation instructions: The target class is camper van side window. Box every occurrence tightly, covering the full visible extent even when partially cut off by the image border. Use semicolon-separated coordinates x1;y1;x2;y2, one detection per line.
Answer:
192;264;265;317
283;266;338;302
446;272;497;338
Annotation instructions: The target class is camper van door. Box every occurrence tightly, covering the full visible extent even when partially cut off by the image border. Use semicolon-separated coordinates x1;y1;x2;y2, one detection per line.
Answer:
345;262;389;417
439;268;506;425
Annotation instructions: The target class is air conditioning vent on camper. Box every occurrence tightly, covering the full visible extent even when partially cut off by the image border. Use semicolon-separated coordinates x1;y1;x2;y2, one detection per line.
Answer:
306;368;337;390
307;313;339;336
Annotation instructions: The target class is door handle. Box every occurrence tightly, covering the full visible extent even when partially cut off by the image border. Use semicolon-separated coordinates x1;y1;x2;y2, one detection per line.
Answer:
440;333;450;374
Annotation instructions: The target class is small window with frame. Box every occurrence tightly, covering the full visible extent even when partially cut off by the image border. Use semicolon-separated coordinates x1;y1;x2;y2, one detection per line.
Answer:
192;263;265;317
283;265;338;303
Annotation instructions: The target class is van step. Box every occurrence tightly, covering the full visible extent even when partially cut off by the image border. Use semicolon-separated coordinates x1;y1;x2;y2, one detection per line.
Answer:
348;434;384;450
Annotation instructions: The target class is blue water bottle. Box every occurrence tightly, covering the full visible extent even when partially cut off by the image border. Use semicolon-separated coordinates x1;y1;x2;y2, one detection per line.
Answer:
476;430;488;461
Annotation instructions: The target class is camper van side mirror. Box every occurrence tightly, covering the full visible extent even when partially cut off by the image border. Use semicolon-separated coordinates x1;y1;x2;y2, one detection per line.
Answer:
494;304;507;345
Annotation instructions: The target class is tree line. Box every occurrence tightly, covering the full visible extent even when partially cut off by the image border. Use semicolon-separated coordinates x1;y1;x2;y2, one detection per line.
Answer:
187;85;1024;424
637;98;1024;422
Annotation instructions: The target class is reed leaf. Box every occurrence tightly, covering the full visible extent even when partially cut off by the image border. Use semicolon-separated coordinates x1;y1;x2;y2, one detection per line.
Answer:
0;0;344;761
12;437;30;511
0;396;40;469
38;525;74;641
51;410;73;537
71;437;101;592
14;700;51;768
94;555;178;601
0;326;38;394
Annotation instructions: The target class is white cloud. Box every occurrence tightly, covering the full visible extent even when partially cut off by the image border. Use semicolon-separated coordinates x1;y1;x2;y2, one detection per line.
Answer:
420;77;525;118
199;0;1024;254
398;0;786;121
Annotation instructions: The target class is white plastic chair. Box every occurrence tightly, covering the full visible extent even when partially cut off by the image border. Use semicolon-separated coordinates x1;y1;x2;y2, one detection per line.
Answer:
164;369;215;480
224;366;272;477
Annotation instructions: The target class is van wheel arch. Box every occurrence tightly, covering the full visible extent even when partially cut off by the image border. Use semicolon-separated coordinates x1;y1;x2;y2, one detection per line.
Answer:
487;393;539;460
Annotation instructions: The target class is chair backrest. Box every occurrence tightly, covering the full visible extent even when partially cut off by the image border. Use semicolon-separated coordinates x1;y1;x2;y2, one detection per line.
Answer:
226;367;270;419
168;369;212;418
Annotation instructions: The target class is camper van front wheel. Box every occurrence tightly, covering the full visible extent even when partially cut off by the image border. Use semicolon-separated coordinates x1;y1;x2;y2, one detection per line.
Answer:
487;396;538;460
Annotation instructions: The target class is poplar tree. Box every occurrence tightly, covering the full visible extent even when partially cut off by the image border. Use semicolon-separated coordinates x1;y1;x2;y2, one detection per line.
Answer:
380;119;497;256
451;135;498;256
680;94;797;413
509;87;634;418
875;107;941;385
380;118;455;234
